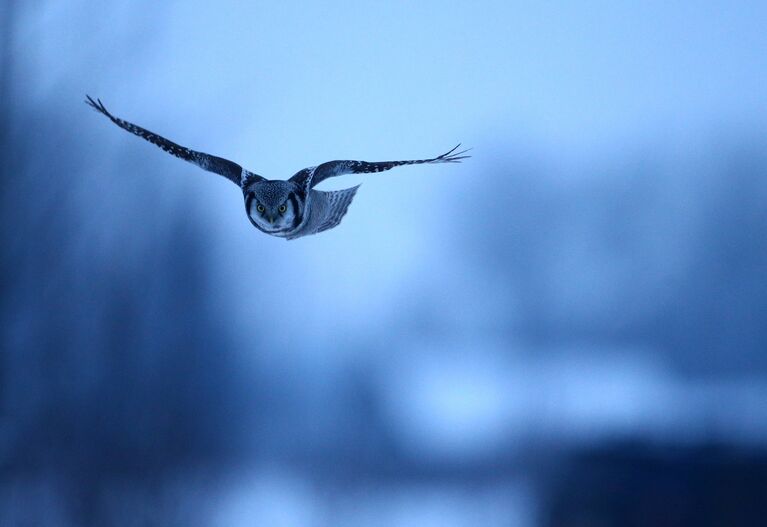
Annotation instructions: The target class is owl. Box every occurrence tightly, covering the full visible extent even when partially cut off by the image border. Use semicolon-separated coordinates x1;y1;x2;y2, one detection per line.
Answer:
86;96;470;239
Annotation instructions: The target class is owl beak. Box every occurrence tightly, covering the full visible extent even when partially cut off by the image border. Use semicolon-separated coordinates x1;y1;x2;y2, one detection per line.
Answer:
266;216;275;224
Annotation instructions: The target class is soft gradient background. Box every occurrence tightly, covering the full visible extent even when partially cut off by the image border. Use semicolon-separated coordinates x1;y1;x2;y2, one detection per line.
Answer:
2;1;767;525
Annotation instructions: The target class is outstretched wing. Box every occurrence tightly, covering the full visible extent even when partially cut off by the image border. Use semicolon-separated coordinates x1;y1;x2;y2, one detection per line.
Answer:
286;186;360;240
290;144;470;189
85;96;262;187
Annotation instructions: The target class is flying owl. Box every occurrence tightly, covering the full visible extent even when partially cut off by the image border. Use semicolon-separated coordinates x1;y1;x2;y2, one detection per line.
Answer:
85;96;470;239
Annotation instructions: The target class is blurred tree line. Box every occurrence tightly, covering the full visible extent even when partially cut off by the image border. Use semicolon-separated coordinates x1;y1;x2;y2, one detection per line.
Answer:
465;140;767;375
0;4;255;525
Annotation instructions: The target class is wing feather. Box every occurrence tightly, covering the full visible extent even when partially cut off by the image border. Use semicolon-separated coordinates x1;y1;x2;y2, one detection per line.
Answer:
290;144;471;189
85;95;262;187
286;185;360;239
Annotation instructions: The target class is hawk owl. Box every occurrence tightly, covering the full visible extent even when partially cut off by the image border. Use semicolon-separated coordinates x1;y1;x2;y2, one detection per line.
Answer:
86;96;470;240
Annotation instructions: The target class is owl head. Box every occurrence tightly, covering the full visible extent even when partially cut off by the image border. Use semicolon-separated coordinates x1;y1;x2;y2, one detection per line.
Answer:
244;180;302;233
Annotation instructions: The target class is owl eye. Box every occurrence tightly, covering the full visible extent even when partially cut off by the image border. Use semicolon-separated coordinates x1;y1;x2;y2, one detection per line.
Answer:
256;204;265;213
278;204;287;213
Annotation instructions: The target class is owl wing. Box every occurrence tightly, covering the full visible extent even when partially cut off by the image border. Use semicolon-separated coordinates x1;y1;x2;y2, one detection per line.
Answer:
85;96;263;187
286;185;360;239
290;144;470;190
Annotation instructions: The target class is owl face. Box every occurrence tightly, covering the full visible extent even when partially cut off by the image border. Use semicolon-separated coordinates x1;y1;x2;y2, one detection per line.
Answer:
247;196;297;232
244;181;301;234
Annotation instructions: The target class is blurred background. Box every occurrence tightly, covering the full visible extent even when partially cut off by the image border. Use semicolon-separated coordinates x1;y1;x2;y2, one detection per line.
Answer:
2;1;767;525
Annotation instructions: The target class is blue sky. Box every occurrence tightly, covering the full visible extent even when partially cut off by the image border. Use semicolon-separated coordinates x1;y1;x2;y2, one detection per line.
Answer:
21;0;767;354
34;1;767;156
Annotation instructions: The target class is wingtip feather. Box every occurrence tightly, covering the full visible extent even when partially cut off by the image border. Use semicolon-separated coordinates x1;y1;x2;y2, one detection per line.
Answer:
84;94;111;118
434;143;472;163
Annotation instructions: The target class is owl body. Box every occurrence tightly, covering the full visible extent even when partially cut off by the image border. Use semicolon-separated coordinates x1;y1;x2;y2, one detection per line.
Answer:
86;96;469;240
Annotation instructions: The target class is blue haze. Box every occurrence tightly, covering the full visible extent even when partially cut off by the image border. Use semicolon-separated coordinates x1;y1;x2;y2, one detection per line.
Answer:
1;1;767;525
